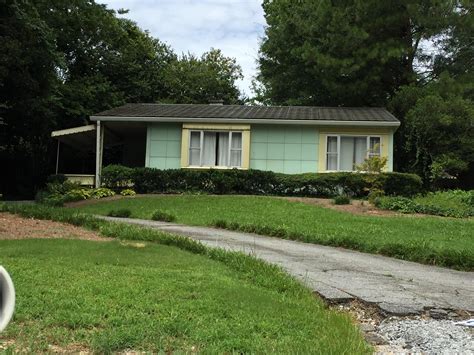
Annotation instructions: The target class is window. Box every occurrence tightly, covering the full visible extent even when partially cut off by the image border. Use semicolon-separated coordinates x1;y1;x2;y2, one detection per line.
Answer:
326;135;381;171
188;131;243;168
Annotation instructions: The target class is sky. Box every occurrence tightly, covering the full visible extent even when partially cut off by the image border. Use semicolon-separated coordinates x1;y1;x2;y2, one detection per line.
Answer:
101;0;266;97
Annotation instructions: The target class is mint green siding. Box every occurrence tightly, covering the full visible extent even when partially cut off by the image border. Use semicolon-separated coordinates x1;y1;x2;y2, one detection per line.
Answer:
250;125;319;173
146;123;182;169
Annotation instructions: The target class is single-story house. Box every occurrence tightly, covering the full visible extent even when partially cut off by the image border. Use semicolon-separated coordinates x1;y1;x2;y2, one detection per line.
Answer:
51;103;400;187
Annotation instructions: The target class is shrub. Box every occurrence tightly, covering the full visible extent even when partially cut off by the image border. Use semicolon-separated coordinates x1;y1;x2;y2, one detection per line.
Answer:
107;209;132;218
151;210;176;222
120;189;136;196
131;167;421;198
333;195;351;205
101;165;134;189
46;174;67;184
64;188;93;202
91;188;115;199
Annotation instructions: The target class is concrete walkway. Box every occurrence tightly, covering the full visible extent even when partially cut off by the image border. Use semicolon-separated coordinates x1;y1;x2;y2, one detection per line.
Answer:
98;216;474;315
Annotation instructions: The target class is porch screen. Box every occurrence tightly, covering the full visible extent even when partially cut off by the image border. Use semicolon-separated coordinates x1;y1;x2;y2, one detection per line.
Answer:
189;131;242;168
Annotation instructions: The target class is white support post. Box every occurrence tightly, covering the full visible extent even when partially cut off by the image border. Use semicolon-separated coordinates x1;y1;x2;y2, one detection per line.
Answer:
55;140;60;174
95;121;102;188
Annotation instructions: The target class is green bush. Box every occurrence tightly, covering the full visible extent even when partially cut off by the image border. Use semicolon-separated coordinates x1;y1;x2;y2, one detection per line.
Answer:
46;174;67;184
120;188;136;196
91;188;115;199
333;195;351;205
107;209;132;218
151;210;176;222
101;165;134;189
125;166;422;198
375;190;474;218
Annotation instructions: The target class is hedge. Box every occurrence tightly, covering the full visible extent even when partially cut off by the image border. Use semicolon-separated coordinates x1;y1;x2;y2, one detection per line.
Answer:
102;165;422;197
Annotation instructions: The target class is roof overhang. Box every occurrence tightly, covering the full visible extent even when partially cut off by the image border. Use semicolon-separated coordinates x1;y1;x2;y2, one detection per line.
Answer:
51;124;96;151
90;116;400;127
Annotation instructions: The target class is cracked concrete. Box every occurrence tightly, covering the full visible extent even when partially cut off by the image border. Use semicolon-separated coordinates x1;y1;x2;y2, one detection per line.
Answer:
98;216;474;315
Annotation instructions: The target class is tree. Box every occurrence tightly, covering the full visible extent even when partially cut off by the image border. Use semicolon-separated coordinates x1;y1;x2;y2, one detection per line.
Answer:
163;48;243;104
0;0;60;197
257;0;456;106
390;74;474;187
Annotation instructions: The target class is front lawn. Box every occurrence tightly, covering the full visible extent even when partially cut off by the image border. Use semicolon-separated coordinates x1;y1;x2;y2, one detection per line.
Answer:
0;238;368;353
75;195;474;270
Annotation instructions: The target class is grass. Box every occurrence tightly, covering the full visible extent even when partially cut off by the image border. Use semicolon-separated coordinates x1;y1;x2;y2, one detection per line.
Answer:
0;204;369;353
73;195;474;270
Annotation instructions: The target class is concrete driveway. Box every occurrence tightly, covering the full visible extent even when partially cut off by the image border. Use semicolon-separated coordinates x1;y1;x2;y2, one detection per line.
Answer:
99;216;474;315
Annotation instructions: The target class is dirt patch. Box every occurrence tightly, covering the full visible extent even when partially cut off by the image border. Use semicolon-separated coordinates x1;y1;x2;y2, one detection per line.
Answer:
0;212;111;241
282;197;400;216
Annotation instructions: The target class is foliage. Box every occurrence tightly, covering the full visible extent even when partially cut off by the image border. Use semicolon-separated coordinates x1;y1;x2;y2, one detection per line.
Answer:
120;188;136;196
1;0;243;199
0;204;369;353
90;187;115;199
36;181;114;206
151;210;176;222
116;166;422;197
107;208;132;218
256;0;456;106
333;195;351;205
375;190;474;218
390;74;474;187
163;48;244;104
101;165;134;189
46;174;67;184
71;195;474;270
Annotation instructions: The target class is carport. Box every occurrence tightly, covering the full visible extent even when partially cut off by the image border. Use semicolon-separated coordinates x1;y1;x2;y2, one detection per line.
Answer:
51;122;146;187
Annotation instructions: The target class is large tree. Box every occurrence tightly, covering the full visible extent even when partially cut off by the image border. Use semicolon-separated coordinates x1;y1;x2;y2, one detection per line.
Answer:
257;0;456;106
1;0;244;197
163;48;244;104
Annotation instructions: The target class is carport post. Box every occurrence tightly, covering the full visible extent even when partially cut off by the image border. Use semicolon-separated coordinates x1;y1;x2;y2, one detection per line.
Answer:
55;140;60;174
95;121;103;188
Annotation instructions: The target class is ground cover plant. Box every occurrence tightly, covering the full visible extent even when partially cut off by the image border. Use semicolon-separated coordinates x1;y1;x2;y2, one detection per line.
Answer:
0;204;369;353
375;190;474;218
73;195;474;270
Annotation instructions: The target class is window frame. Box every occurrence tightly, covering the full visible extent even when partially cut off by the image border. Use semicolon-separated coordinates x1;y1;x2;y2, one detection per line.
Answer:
325;134;381;172
188;130;243;168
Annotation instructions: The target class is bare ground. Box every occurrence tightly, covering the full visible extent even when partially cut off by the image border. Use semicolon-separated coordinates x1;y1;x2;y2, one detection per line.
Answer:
0;212;110;241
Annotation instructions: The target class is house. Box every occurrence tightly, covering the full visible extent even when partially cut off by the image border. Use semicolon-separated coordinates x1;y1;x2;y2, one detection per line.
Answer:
51;103;400;187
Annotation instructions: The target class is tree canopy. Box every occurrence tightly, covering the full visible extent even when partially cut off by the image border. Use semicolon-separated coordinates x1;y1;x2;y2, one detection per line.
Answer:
257;0;473;187
0;0;243;197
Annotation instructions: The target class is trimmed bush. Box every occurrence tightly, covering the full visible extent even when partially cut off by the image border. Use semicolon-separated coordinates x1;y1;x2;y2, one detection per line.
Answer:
120;166;421;198
102;165;134;189
333;195;351;205
151;210;176;222
107;209;132;218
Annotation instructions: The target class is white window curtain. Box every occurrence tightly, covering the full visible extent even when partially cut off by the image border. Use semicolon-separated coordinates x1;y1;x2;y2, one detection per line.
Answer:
340;137;366;171
188;130;243;168
326;136;338;170
327;135;381;171
189;131;201;166
369;137;381;157
230;132;242;167
202;132;217;166
217;132;229;166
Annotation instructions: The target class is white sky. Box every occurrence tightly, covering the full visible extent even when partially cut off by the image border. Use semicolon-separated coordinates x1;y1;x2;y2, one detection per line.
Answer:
101;0;266;97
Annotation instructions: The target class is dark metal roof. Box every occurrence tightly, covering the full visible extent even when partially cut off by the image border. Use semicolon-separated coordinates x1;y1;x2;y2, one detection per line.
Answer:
93;103;399;123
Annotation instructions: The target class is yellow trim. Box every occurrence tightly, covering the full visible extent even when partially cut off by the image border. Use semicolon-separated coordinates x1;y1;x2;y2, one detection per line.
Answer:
180;129;190;167
180;126;250;169
318;130;390;172
183;123;250;130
